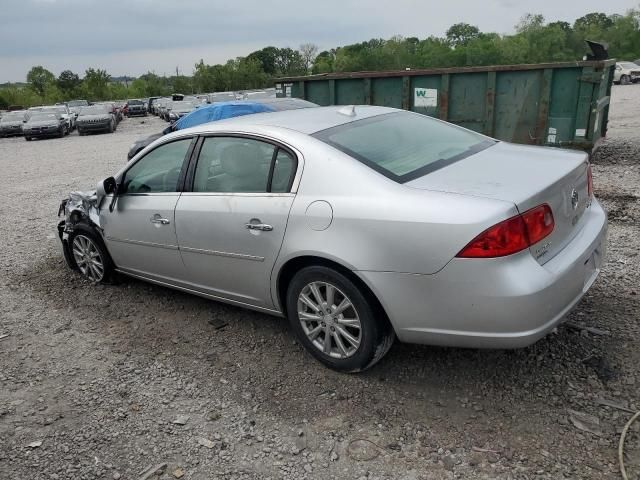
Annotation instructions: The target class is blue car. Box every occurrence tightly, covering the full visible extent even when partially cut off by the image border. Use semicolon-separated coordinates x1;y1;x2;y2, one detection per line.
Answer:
127;98;317;160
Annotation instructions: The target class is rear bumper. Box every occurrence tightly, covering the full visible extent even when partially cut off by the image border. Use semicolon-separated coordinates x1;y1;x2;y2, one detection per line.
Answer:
358;199;608;348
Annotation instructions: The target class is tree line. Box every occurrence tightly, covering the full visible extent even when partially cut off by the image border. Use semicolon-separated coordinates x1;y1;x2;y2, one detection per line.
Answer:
1;10;639;108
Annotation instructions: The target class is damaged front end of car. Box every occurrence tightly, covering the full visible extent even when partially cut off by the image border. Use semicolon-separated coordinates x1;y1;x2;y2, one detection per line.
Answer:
57;191;101;270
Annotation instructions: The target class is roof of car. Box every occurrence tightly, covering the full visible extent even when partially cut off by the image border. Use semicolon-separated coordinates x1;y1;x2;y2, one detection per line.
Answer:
197;105;398;135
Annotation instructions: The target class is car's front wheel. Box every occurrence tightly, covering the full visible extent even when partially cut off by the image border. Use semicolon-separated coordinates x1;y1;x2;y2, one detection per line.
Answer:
67;225;115;283
286;266;394;372
621;75;631;85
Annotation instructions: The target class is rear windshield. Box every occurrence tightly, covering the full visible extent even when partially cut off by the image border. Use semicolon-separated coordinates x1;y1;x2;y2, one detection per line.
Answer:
313;112;494;183
68;100;89;107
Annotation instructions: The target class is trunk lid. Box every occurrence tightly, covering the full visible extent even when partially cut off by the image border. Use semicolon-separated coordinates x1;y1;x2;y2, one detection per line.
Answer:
406;141;591;264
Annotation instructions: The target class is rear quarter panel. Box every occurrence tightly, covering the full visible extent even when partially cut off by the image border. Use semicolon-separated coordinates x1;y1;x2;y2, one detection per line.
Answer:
273;138;518;279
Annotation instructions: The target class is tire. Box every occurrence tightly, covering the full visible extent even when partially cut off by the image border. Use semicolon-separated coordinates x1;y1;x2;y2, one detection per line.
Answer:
108;121;114;133
286;266;394;372
621;75;631;85
25;136;32;141
66;224;115;284
78;129;84;136
57;127;64;138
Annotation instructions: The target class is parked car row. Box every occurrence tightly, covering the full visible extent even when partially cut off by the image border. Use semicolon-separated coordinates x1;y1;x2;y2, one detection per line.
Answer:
127;97;317;160
0;99;132;139
146;89;277;123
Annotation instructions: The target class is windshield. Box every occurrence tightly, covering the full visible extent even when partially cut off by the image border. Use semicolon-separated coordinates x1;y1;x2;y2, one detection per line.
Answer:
128;100;143;105
1;112;25;121
67;100;89;107
79;106;109;115
313;111;495;183
620;62;638;69
29;113;59;121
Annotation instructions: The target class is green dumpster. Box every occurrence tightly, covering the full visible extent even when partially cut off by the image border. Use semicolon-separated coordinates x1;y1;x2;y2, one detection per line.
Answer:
275;60;616;150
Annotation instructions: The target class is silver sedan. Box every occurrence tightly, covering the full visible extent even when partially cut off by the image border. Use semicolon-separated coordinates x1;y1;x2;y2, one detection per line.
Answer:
58;106;607;372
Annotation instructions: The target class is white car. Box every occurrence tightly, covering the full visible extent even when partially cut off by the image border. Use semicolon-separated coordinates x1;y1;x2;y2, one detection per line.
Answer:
613;62;640;85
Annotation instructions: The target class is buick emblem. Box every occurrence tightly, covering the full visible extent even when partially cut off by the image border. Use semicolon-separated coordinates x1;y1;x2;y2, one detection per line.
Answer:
570;189;579;210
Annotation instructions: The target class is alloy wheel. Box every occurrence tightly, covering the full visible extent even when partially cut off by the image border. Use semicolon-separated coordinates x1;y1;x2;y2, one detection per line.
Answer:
297;281;362;359
72;235;105;282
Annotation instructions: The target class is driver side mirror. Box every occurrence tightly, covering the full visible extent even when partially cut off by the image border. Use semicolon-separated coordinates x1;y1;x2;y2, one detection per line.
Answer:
103;176;117;194
96;176;118;207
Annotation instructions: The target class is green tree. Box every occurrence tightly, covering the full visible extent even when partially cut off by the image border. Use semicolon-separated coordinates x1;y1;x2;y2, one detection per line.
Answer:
446;23;481;47
171;74;193;93
247;46;279;75
83;68;111;100
299;43;319;72
57;70;81;96
275;47;306;75
312;50;335;73
130;72;171;97
26;66;55;96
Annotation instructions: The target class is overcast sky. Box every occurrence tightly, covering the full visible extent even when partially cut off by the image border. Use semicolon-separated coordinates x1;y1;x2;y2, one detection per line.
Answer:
0;0;637;82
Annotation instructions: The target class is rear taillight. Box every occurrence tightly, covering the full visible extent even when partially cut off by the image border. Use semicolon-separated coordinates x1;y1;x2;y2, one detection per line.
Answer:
587;164;593;198
457;204;555;259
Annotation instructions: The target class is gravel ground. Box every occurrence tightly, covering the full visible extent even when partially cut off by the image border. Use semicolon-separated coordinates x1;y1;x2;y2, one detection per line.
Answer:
1;89;639;480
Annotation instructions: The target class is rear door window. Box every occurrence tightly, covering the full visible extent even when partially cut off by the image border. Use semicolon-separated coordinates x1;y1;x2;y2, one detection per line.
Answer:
192;137;297;193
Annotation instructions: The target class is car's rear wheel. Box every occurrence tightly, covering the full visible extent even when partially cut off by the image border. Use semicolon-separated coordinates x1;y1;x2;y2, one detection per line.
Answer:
67;225;115;284
286;266;394;372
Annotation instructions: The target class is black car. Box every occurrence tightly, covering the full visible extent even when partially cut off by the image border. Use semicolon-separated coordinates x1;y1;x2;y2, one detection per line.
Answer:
76;105;116;135
22;112;67;140
0;111;27;137
126;99;147;117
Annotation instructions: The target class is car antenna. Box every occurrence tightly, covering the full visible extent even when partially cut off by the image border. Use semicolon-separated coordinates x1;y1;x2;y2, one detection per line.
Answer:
337;105;356;117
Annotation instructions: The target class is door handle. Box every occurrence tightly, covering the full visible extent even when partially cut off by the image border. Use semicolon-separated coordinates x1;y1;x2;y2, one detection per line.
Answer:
246;223;273;232
150;216;170;225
